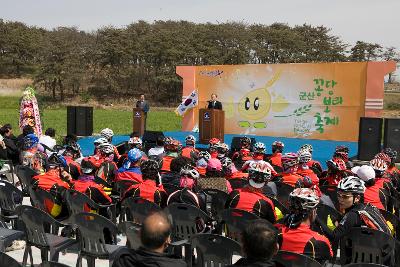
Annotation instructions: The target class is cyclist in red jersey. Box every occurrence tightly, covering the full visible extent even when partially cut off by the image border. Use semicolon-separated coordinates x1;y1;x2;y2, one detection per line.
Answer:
181;135;199;159
299;144;323;177
266;141;284;170
226;160;276;223
160;137;181;173
221;157;248;180
279;153;303;187
123;159;168;207
277;188;332;263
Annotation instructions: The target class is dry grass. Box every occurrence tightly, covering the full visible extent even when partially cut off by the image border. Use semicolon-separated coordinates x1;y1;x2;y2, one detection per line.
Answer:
0;78;33;95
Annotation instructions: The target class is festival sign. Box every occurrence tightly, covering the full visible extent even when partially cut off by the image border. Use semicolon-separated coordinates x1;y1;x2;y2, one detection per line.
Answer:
177;62;396;142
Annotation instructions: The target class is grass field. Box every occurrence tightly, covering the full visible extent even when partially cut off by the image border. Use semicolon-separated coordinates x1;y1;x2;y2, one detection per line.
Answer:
0;96;182;141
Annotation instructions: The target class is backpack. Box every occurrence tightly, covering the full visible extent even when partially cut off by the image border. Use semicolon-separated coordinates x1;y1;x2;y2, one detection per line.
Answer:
357;203;391;234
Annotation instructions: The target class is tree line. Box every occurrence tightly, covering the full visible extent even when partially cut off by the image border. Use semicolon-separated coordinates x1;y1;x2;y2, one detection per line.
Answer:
0;19;398;105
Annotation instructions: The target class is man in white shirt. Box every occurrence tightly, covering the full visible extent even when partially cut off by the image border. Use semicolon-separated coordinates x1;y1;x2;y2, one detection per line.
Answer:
39;128;56;153
148;136;165;157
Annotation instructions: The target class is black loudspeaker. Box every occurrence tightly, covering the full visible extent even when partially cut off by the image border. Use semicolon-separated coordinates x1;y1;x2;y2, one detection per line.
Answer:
384;118;400;162
357;117;383;161
230;136;256;153
142;131;165;153
67;106;93;136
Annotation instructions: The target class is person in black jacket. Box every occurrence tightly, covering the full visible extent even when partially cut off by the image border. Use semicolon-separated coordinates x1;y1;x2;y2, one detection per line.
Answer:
207;93;223;110
0;124;20;164
229;219;277;267
113;211;187;267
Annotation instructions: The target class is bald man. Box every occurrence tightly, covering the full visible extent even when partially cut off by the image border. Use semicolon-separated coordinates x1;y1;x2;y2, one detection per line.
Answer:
113;211;187;267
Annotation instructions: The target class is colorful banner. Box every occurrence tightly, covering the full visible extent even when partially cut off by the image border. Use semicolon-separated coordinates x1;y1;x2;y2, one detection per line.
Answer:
177;62;396;142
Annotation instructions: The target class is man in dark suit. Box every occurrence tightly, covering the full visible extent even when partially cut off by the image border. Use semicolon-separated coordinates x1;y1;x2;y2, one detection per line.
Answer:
136;94;150;130
207;93;223;110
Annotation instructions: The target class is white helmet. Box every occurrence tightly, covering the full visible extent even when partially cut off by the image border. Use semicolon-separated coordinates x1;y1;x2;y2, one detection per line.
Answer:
94;137;109;147
253;142;266;153
337;176;366;194
298;149;312;164
300;144;313;154
248;161;272;188
99;143;114;154
100;128;114;140
129;137;142;145
220;157;233;168
185;135;196;145
198;151;211;161
289;188;320;211
180;165;200;179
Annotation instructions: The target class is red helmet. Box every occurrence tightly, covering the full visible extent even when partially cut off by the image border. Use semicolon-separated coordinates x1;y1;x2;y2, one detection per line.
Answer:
209;138;220;146
327;157;347;171
374;152;391;165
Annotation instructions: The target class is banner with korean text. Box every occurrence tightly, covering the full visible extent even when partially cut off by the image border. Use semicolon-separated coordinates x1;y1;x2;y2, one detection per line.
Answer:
177;62;396;141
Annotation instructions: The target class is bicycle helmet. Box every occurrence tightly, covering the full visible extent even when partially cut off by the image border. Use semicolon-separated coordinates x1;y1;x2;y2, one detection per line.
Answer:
289;188;320;211
248;160;272;188
209;138;221;146
337;176;365;194
128;136;143;148
382;147;397;163
216;143;229;157
47;153;67;168
326;157;347;171
220;157;233;168
253;142;266;154
94;137;109;147
164;138;181;152
98;143;114;155
369;158;388;176
272;141;284;153
335;145;349;154
281;153;299;170
180;165;200;180
100;128;114;140
374;152;391;165
140;159;160;173
198;151;211;161
240;137;251;148
23;134;39;150
300;144;313;154
185;135;196;145
298;149;312;164
81;159;96;174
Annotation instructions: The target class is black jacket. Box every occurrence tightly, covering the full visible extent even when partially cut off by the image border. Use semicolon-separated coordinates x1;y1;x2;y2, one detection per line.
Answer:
112;247;187;267
207;100;222;110
228;258;276;267
3;136;19;164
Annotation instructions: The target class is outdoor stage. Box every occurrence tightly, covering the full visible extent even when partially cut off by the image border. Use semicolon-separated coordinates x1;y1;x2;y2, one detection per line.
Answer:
77;131;358;169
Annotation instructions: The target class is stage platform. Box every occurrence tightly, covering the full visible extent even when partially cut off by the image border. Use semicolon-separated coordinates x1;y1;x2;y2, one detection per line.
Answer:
77;131;358;169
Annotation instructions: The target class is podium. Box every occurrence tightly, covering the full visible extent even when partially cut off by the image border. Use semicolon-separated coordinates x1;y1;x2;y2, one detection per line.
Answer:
199;108;225;143
132;108;145;136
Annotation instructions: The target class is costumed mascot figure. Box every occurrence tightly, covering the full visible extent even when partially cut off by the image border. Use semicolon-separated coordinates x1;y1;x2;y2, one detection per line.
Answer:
19;86;42;136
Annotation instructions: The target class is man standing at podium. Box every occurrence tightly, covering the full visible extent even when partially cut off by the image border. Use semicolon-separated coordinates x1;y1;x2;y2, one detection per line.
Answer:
207;93;222;110
136;94;150;130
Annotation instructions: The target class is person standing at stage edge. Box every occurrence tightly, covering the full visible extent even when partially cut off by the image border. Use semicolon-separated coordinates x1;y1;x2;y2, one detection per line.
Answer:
207;93;222;110
136;94;150;130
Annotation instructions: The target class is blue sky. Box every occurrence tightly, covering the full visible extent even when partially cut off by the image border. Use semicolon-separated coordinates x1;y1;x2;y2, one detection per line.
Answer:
1;0;399;49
